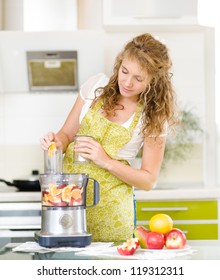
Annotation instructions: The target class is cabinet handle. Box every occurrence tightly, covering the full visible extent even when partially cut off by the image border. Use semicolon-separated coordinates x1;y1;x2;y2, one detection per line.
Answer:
0;229;36;237
140;207;188;212
0;203;41;211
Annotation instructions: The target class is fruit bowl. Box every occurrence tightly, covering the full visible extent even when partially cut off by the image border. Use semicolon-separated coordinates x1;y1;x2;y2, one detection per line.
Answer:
134;214;187;250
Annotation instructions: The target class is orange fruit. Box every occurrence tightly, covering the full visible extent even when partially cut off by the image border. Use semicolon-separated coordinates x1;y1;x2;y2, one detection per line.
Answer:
47;193;61;203
71;188;82;201
48;141;56;156
49;184;62;196
42;193;49;204
61;185;73;202
149;213;173;234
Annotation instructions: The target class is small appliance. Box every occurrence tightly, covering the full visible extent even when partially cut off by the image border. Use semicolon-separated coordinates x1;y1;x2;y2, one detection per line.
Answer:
35;149;99;248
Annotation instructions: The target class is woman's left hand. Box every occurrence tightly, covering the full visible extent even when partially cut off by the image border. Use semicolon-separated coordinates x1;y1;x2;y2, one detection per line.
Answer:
74;136;112;169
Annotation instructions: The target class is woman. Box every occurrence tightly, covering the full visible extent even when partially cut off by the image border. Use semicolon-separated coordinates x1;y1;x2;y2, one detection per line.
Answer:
40;33;177;242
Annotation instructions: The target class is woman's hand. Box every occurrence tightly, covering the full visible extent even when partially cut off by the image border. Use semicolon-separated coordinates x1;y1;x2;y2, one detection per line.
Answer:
74;136;112;169
40;132;63;151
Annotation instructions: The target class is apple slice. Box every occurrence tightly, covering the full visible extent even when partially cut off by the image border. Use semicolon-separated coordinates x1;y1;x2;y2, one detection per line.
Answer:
47;200;68;207
57;183;68;189
117;238;139;256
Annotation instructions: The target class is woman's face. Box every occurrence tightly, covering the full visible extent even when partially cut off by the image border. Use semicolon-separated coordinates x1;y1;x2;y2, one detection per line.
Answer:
118;57;150;100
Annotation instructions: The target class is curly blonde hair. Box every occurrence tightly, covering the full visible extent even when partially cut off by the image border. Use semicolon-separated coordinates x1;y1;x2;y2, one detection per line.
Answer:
94;33;178;137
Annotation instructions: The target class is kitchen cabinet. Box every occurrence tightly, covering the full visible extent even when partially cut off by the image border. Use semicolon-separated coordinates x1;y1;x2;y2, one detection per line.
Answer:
103;0;198;30
136;200;219;240
0;0;2;29
1;0;77;31
0;192;41;247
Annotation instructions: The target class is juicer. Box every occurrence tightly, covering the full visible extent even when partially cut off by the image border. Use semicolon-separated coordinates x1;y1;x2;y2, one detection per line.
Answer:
35;149;100;248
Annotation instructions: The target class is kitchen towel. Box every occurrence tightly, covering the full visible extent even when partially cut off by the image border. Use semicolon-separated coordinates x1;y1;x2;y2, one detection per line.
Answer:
12;241;113;254
75;245;197;260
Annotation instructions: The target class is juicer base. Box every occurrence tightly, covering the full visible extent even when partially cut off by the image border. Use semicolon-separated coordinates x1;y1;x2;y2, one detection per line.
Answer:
35;231;92;248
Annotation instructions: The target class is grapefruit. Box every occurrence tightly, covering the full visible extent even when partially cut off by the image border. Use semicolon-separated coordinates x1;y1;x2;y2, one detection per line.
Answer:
149;213;173;234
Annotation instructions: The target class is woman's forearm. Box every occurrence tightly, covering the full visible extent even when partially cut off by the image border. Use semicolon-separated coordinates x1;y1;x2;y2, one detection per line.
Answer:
56;131;72;153
105;159;158;191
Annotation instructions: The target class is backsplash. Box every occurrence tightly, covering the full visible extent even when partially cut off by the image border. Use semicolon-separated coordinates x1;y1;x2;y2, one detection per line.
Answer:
0;92;77;145
0;92;76;181
0;144;43;181
0;31;104;93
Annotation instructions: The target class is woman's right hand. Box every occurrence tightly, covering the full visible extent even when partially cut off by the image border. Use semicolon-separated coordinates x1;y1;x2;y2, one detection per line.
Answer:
40;132;63;151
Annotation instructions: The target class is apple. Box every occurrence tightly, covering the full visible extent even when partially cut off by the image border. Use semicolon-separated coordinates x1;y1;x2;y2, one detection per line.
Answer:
134;226;151;249
117;237;140;256
164;228;186;249
127;237;140;249
146;231;165;249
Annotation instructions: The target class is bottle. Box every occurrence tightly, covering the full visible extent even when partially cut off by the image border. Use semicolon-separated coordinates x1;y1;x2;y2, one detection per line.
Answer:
29;170;39;181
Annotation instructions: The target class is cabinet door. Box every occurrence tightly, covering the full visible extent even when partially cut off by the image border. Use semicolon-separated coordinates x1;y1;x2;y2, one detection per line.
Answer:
103;0;198;27
136;201;218;220
136;200;218;240
136;222;218;240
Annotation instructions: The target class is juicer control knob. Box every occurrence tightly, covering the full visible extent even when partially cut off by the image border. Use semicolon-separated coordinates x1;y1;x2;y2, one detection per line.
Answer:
59;214;73;228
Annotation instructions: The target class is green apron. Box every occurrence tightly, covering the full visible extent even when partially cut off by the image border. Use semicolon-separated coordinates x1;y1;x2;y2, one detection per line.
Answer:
63;100;142;242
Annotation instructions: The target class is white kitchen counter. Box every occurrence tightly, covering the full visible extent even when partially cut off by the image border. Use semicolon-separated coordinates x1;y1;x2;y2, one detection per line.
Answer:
134;187;220;201
1;240;220;260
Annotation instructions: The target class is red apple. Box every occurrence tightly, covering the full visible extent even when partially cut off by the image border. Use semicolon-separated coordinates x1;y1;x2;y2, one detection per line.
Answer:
164;228;186;249
134;226;151;249
146;231;165;249
117;237;140;256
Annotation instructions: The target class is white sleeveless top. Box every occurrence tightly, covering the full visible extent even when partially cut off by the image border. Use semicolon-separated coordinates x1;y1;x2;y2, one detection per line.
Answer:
79;73;166;163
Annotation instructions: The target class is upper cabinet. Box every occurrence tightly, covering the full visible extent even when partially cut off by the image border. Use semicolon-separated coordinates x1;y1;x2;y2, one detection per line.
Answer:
103;0;199;30
1;0;77;31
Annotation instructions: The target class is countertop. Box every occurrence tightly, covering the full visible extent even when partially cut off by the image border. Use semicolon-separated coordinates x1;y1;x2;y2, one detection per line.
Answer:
0;240;220;260
134;187;220;201
0;191;41;202
1;185;220;202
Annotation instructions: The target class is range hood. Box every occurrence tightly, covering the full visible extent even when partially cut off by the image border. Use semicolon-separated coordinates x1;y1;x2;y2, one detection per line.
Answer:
26;50;78;92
